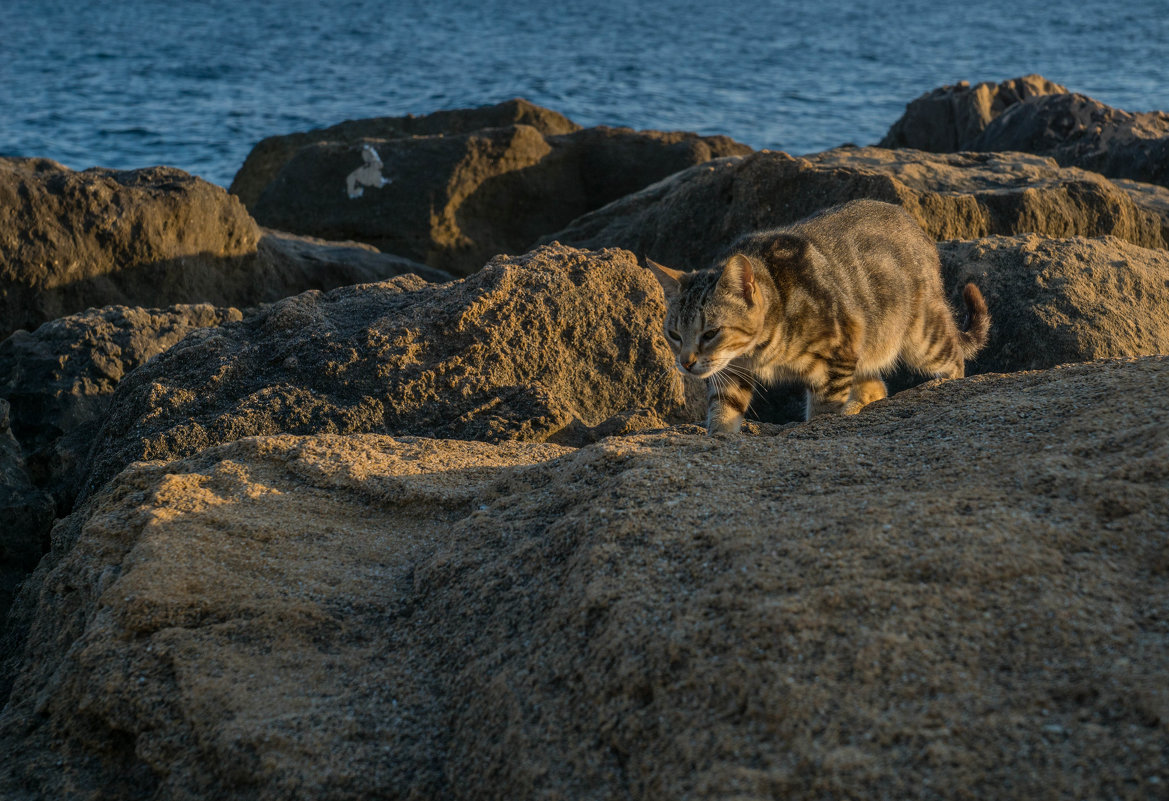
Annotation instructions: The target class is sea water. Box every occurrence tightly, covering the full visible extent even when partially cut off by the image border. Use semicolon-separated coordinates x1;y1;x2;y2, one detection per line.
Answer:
1;0;1166;188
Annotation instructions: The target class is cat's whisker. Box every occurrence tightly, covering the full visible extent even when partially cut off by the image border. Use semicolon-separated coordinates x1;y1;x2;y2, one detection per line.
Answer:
723;363;764;392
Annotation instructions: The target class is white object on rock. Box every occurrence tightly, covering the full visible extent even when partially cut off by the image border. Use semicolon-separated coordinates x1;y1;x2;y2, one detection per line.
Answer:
346;145;390;199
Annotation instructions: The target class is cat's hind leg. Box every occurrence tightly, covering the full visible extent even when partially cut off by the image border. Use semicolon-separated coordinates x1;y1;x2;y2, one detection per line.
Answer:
705;370;754;435
805;354;858;419
902;307;966;380
842;375;887;414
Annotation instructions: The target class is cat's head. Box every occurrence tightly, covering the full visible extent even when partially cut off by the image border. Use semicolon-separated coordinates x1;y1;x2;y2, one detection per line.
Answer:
646;253;766;379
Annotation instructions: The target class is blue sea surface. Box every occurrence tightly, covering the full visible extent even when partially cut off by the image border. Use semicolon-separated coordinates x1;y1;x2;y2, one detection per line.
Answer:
1;0;1167;188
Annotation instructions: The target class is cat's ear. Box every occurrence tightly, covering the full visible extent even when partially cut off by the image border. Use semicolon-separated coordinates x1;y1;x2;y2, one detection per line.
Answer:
645;258;684;299
719;253;758;307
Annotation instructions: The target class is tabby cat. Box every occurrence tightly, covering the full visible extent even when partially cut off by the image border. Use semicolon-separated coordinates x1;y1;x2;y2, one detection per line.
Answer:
647;199;990;434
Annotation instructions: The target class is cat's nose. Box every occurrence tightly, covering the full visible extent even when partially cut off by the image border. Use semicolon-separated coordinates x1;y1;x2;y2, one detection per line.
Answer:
681;355;697;371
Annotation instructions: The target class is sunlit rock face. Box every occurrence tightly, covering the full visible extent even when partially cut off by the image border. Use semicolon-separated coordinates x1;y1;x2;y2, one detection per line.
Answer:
2;357;1167;800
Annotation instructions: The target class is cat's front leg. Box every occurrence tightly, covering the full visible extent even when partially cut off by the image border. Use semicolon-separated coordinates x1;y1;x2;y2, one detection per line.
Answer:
705;371;753;435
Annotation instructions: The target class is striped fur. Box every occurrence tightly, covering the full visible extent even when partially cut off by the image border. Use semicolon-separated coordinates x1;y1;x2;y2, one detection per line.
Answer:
647;199;990;434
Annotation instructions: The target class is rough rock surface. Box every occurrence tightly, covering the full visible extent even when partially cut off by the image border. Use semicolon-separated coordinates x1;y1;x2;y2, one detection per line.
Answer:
0;303;245;510
0;158;257;336
0;399;54;622
77;244;696;503
257;228;452;285
879;74;1068;151
3;357;1166;800
250;123;752;276
0;158;447;337
546;146;1166;270
939;235;1169;374
970;92;1169;190
229;98;582;209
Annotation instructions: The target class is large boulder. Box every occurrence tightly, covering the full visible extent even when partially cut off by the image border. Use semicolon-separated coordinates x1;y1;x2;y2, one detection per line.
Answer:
257;227;452;285
969;92;1169;190
249;124;752;276
0;158;447;338
546;147;1166;271
229;98;583;209
3;357;1166;799
0;399;54;622
879;74;1068;151
940;235;1169;374
76;244;696;504
0;303;245;508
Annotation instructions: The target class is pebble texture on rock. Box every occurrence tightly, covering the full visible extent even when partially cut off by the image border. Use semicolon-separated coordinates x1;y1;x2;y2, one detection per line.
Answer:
77;244;696;504
250;123;751;276
2;357;1166;800
546;147;1166;272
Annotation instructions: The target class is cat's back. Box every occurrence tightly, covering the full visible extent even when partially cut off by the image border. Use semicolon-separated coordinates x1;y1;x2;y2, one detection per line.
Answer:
735;200;938;288
788;199;931;256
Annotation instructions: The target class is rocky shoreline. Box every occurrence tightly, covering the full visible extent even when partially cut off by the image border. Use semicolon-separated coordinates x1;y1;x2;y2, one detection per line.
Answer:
1;77;1167;799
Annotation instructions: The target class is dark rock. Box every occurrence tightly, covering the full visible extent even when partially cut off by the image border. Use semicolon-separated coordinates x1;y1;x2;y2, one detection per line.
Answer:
0;303;245;511
879;74;1068;151
258;228;452;285
229;98;582;209
249;124;752;276
0;399;54;622
0;158;447;338
970;92;1169;189
546;147;1165;272
77;244;699;503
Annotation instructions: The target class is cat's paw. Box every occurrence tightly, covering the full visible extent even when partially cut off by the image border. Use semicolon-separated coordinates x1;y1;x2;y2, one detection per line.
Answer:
706;421;744;436
841;400;867;415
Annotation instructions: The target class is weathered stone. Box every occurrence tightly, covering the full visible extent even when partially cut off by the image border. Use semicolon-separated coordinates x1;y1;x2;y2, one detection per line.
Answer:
229;98;582;209
0;159;257;337
0;399;54;622
249;124;751;276
0;303;245;510
77;244;697;503
546;147;1165;271
879;74;1068;151
970;92;1169;189
939;235;1169;374
257;228;452;285
1113;178;1169;245
0;158;447;338
3;357;1166;799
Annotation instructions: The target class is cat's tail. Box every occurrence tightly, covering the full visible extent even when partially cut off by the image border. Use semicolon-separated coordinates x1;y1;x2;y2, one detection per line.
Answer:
958;283;990;359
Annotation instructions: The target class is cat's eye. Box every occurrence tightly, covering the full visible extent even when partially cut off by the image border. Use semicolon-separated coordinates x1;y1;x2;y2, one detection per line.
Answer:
667;329;681;342
700;328;721;343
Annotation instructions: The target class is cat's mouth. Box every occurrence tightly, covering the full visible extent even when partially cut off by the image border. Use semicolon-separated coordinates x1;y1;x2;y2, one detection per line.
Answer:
679;359;727;380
